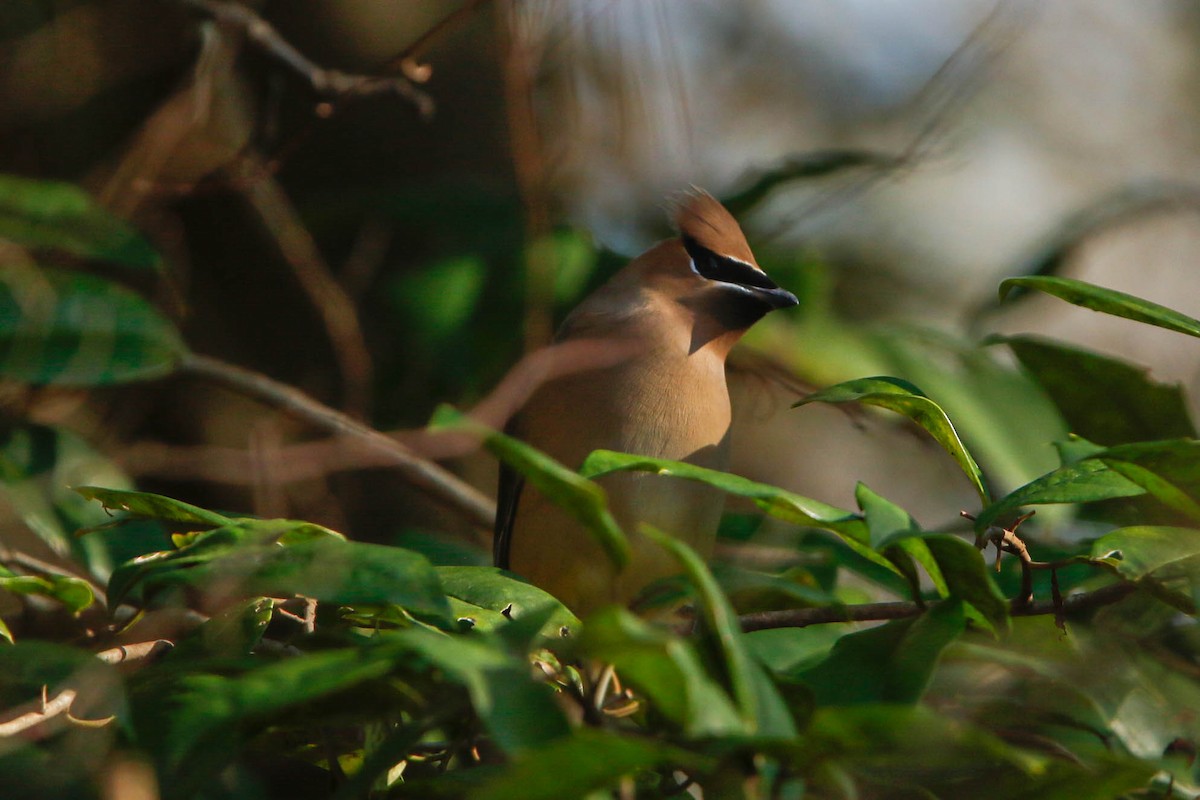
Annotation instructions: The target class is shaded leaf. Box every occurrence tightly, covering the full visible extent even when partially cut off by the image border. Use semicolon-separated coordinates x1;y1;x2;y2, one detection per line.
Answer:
643;525;796;737
999;335;1195;445
0;173;159;269
923;535;1008;630
1090;526;1200;582
436;566;579;637
999;276;1200;339
0;266;185;385
795;376;989;504
431;406;628;569
0;564;94;614
797;600;966;705
579;606;745;736
470;728;711;800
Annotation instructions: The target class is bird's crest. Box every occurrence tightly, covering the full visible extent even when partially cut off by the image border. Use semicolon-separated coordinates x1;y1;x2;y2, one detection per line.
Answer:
670;188;758;268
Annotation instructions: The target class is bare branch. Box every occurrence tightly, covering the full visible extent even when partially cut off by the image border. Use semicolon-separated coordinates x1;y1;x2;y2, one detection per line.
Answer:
175;0;433;117
178;353;496;529
739;581;1137;633
96;640;174;665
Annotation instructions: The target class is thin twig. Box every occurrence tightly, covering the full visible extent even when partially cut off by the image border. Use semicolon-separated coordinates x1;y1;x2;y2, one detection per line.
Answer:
379;0;493;82
178;353;496;529
175;0;433;117
738;581;1137;633
96;640;175;665
233;153;375;420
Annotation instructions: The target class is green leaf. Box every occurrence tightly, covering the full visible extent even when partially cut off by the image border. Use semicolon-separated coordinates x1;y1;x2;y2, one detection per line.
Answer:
579;606;745;737
470;729;711;800
922;535;1008;630
0;173;160;269
855;482;921;551
430;406;629;569
0;266;185;385
642;525;796;737
999;335;1196;445
795;376;989;505
107;520;451;623
1090;526;1200;581
76;486;232;527
385;627;570;755
436;566;579;637
999;276;1200;339
0;564;94;614
797;600;966;705
974;459;1146;533
580;450;902;578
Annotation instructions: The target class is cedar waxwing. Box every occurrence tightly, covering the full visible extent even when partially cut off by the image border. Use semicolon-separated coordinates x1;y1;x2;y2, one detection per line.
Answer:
494;190;798;615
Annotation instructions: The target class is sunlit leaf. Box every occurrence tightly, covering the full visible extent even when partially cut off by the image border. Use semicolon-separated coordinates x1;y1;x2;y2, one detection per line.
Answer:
76;486;232;527
431;405;629;569
795;376;989;505
974;460;1146;532
1090;526;1200;582
0;266;185;385
580;450;902;578
0;173;160;269
0;564;94;614
999;276;1200;339
436;566;578;637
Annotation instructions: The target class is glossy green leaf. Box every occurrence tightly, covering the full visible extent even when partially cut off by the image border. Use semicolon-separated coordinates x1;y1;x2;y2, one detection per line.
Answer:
0;266;185;385
0;173;159;268
922;535;1008;630
431;406;629;569
107;520;451;622
385;627;570;755
0;564;94;614
855;482;921;551
580;606;744;736
999;276;1200;339
470;728;710;800
999;335;1196;445
76;486;232;527
436;566;579;637
974;459;1146;533
795;376;989;505
1090;526;1200;581
797;600;966;705
580;450;902;577
643;525;796;737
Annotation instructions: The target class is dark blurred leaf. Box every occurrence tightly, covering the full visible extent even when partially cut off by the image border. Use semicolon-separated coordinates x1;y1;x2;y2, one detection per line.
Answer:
171;598;274;660
76;486;233;527
107;520;451;623
0;424;153;576
580;450;902;578
0;173;160;269
469;728;711;800
580;606;744;736
999;276;1200;339
388;255;486;346
431;406;629;569
0;266;184;384
923;535;1008;630
797;600;966;705
712;563;837;613
999;335;1195;445
643;525;796;737
795;376;990;505
436;566;578;637
0;564;93;615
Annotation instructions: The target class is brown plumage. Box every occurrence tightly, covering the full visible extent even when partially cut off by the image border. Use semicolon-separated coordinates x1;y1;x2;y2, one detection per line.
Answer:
495;190;797;615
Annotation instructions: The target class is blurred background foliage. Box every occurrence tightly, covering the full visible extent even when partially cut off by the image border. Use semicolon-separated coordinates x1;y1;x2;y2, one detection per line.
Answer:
2;1;1200;798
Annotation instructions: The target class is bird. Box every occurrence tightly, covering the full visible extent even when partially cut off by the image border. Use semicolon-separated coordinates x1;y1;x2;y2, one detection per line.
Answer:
494;190;798;616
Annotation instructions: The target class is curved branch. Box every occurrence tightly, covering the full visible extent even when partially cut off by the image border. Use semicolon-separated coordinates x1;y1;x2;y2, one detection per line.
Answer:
739;581;1137;633
179;353;496;529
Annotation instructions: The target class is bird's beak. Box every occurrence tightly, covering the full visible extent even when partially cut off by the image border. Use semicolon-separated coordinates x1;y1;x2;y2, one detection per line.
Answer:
751;283;799;310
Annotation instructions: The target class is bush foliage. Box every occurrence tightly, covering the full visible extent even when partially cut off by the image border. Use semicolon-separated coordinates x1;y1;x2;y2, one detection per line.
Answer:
2;169;1200;800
